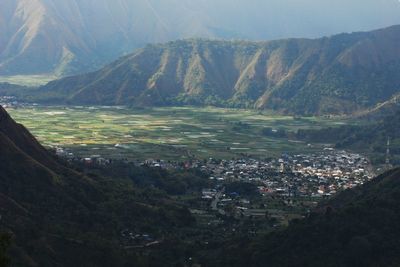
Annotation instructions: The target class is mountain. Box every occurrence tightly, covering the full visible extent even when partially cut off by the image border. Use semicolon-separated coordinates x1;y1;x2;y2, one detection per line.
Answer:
0;105;194;266
357;93;400;120
204;168;400;267
35;25;400;114
0;0;213;76
1;0;400;76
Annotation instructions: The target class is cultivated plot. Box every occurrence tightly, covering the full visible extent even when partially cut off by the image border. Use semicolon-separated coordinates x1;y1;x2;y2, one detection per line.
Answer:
8;106;354;160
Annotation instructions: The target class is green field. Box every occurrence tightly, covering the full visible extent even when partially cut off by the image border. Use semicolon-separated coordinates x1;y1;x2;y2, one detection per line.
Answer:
0;75;57;87
8;106;353;160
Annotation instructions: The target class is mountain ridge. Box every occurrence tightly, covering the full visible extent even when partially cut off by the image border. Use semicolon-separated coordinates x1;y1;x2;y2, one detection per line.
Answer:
1;0;400;76
34;25;400;114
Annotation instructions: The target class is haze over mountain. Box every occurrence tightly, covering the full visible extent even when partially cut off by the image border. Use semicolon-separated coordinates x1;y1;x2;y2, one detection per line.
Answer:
1;0;400;76
35;25;400;115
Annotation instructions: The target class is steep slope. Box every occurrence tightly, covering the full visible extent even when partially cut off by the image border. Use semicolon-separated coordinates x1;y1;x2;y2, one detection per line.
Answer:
37;25;400;114
0;106;193;266
356;93;400;120
206;168;400;267
0;105;66;169
1;0;400;76
0;0;88;75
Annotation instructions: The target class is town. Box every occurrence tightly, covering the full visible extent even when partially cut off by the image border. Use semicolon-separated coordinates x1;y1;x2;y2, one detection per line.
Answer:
199;149;373;198
188;149;372;229
0;95;32;108
55;145;374;232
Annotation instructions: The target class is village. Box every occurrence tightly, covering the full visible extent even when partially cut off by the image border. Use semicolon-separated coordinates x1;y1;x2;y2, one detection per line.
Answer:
189;149;373;229
56;146;373;201
199;149;373;197
130;149;373;198
55;145;374;231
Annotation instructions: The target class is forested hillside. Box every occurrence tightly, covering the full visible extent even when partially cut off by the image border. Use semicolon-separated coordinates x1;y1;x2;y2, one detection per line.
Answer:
0;105;194;266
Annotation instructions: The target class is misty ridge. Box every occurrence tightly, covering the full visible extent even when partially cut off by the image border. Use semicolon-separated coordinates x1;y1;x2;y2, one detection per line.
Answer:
1;0;400;76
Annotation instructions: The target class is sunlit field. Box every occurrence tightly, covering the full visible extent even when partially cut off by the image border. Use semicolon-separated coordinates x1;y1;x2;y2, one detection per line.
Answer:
0;75;57;87
8;106;353;160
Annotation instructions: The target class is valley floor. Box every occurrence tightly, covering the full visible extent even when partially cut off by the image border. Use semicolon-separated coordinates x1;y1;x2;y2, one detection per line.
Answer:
5;105;357;161
0;75;57;87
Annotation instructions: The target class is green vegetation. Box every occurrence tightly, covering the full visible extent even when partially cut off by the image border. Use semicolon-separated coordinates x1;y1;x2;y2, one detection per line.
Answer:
7;106;354;160
0;75;56;87
296;110;400;165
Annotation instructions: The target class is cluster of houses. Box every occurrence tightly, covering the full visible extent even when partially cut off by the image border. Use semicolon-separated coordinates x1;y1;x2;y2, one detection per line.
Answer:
52;145;374;229
54;147;111;165
0;96;33;108
120;229;161;249
56;144;372;200
194;149;373;227
200;149;373;199
0;96;18;108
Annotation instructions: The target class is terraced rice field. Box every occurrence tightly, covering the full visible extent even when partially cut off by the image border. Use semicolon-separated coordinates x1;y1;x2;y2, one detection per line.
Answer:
8;106;353;160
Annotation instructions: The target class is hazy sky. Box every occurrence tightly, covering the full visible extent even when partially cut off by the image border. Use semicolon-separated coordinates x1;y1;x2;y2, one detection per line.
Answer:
191;0;400;39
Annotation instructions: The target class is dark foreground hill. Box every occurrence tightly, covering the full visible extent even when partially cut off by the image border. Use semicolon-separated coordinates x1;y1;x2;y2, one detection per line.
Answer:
2;104;400;266
34;25;400;115
203;168;400;267
0;106;193;266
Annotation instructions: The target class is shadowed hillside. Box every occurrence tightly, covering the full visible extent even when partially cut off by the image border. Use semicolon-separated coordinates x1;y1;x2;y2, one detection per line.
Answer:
0;105;194;266
204;168;400;267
